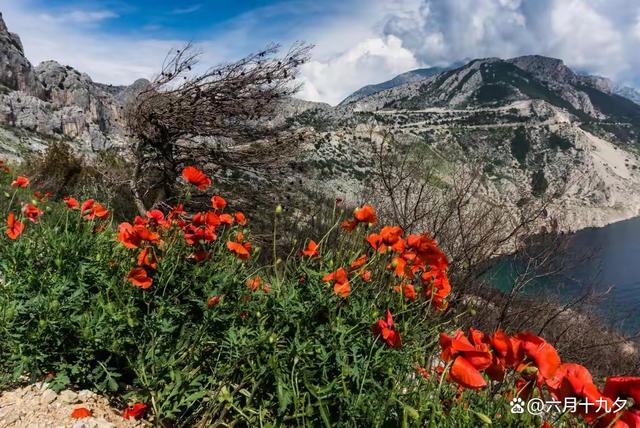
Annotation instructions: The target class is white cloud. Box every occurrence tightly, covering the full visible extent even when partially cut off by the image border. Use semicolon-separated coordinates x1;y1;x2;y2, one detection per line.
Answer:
380;0;640;85
170;5;202;15
298;35;419;104
0;3;181;84
39;10;118;24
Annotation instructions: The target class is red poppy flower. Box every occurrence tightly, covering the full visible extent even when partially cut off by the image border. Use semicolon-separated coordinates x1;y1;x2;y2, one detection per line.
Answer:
168;204;186;222
603;376;640;406
333;281;351;298
513;332;561;381
146;210;168;228
22;203;43;223
88;202;109;220
182;166;212;190
302;240;320;257
449;356;488;390
63;196;80;209
211;195;227;211
207;295;221;308
407;234;448;272
359;270;372;282
366;233;386;253
341;218;358;232
393;283;416;300
227;241;250;259
127;267;153;289
80;199;109;220
354;204;377;224
322;267;350;298
6;212;25;240
118;223;161;249
547;363;610;423
234;212;247;225
137;247;158;269
350;254;368;270
372;309;402;348
123;402;148;420
11;176;29;188
219;213;234;225
388;256;408;277
246;276;262;292
71;407;92;419
422;269;451;310
379;225;403;245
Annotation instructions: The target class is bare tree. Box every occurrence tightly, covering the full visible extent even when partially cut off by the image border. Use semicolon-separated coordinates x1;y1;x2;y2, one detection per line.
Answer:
126;42;313;213
365;130;562;296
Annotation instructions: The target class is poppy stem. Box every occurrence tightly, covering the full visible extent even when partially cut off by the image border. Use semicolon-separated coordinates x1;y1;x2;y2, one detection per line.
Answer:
272;210;279;281
6;189;17;215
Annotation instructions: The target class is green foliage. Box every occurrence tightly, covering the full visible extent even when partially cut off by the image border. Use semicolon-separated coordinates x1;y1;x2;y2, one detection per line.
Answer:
510;127;530;167
531;169;549;197
548;133;573;151
0;170;587;427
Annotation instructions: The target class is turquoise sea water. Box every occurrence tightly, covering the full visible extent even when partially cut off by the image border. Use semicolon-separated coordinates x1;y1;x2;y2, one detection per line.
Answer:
490;216;640;333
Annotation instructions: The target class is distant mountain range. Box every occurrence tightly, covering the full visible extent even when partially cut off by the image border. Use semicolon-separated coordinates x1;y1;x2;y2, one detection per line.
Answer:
340;55;640;110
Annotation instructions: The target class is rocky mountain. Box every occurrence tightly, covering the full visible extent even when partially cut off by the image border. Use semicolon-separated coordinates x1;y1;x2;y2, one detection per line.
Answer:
0;13;147;161
339;63;462;105
285;55;640;231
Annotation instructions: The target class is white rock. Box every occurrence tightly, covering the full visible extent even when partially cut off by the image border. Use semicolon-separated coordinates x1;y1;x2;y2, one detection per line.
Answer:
40;388;57;405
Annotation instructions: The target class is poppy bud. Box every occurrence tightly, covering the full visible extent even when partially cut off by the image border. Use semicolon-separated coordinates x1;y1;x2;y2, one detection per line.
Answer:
4;192;9;198
275;205;283;214
31;199;38;206
521;366;538;375
474;412;492;425
207;295;221;308
39;319;47;328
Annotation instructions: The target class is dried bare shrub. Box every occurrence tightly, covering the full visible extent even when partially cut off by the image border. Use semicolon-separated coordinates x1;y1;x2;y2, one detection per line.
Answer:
125;42;313;214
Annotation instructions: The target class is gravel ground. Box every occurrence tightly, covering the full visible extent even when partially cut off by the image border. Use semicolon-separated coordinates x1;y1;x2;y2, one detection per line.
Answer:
0;383;145;428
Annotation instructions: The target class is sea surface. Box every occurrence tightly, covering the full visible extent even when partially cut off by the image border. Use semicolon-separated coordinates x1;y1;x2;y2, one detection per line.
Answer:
490;216;640;334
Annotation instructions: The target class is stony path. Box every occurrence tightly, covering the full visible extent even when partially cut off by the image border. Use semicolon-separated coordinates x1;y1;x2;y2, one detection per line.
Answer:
0;384;145;428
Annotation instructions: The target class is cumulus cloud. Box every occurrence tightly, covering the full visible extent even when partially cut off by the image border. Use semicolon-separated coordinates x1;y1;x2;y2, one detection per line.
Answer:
380;0;640;85
298;35;419;104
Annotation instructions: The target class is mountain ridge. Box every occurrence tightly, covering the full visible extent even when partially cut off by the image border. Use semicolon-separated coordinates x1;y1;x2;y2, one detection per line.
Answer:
340;54;640;109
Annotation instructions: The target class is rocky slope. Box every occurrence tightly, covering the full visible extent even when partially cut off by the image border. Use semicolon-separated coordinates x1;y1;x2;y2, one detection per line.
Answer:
0;13;147;161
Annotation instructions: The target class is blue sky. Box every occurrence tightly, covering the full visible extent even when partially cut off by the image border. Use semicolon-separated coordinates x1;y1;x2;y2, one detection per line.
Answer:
1;0;639;105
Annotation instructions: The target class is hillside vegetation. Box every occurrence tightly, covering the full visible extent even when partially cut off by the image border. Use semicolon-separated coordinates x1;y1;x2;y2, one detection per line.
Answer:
0;164;638;427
